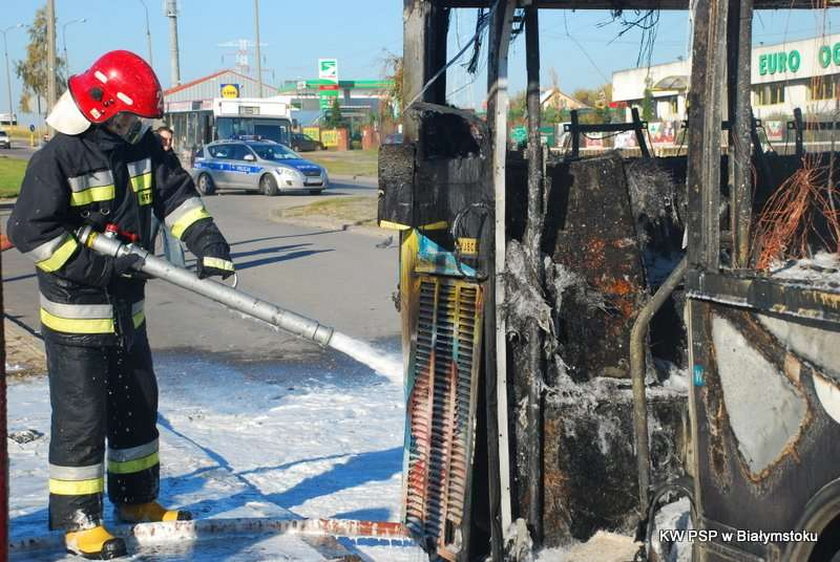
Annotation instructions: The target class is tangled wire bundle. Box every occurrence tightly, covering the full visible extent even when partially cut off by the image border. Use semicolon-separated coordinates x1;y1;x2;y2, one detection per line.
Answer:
752;155;840;270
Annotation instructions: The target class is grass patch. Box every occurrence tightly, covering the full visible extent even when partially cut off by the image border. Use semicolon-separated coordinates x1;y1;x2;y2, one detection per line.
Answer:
305;149;379;178
0;157;27;198
275;195;378;227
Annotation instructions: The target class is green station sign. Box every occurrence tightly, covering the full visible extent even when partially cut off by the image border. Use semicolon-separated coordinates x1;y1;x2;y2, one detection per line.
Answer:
758;49;801;76
758;42;840;76
818;43;840;68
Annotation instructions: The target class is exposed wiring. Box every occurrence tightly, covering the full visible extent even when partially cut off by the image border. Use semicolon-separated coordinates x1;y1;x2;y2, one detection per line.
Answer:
406;0;502;110
450;201;493;281
600;8;661;68
562;12;611;85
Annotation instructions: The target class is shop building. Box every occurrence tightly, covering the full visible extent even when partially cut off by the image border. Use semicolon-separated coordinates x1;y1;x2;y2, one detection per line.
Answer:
612;33;840;122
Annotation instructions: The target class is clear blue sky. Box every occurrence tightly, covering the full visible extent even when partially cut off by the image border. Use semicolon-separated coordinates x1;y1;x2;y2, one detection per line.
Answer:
2;1;837;123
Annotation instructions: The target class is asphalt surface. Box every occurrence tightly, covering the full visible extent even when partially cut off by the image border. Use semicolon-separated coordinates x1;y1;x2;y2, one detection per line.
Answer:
1;142;37;161
2;178;400;366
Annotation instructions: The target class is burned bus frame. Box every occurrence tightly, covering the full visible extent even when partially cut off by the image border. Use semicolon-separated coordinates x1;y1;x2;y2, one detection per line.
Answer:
387;1;840;561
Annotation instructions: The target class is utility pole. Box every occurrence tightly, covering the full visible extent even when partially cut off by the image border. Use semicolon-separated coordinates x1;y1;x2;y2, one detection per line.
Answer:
1;24;23;128
166;0;181;86
140;0;153;66
254;0;264;97
46;0;57;120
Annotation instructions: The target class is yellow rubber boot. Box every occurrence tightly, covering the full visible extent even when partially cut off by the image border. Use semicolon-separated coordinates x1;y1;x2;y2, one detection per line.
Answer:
116;501;192;523
65;525;127;560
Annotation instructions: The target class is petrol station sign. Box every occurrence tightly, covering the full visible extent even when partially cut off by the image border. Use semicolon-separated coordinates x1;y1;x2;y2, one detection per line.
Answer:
318;58;339;111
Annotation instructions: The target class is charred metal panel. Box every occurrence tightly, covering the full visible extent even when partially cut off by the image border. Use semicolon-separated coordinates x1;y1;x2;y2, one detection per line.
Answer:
414;156;486;233
690;302;840;560
404;276;483;561
541;379;687;544
547;153;647;381
378;144;416;228
687;270;840;324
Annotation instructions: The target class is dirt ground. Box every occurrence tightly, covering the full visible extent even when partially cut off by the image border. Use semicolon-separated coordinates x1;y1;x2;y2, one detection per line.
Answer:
4;319;45;377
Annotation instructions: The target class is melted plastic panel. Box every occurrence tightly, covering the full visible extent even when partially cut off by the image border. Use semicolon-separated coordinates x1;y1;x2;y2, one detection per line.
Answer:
711;315;808;475
404;276;483;560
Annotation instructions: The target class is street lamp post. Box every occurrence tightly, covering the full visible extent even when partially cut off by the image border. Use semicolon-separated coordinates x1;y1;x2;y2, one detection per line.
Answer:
62;18;86;75
139;0;153;66
1;24;24;127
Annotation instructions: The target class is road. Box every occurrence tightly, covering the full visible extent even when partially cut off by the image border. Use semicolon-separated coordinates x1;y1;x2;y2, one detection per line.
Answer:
2;178;401;366
1;143;37;161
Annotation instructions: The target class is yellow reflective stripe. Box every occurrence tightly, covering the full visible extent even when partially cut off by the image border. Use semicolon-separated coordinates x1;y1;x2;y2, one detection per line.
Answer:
35;237;78;272
49;477;104;496
107;452;159;475
171;206;211;239
378;220;411;231
418;220;449;230
70;185;115;207
130;172;154;205
132;310;145;329
203;257;234;272
130;172;152;192
40;309;115;334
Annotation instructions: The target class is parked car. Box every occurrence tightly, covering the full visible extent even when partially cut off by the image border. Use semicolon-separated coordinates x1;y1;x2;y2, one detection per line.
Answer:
0;130;10;149
290;132;325;152
383;132;404;145
192;139;329;196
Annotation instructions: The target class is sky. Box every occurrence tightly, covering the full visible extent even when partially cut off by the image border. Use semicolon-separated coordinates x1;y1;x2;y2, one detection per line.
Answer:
2;1;839;125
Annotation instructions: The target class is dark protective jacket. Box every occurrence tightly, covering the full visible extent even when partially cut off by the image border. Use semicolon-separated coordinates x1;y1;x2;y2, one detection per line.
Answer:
7;126;229;347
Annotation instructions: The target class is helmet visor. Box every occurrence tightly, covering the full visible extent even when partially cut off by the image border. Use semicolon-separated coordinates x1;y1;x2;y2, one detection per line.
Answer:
106;113;152;144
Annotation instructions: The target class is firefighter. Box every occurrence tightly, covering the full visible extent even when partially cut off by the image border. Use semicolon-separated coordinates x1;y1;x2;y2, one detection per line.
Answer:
7;50;235;559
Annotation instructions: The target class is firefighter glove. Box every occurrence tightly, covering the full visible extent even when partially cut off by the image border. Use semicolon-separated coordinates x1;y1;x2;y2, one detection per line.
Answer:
197;244;235;280
112;254;144;279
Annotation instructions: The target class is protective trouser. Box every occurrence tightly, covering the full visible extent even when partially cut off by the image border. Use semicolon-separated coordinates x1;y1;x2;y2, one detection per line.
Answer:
46;330;160;531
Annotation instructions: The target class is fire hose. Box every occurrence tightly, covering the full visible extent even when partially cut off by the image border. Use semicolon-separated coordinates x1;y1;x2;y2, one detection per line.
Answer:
76;225;335;348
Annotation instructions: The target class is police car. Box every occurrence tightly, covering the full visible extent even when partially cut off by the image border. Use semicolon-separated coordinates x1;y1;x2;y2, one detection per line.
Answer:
191;138;328;196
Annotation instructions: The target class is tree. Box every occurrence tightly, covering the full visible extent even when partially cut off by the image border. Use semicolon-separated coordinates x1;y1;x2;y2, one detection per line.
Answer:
323;98;346;129
541;105;569;125
380;52;403;121
15;6;66;115
572;83;613;124
641;77;655;122
508;90;527;125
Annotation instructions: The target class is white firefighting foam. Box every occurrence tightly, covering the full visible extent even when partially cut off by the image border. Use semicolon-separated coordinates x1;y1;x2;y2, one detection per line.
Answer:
328;331;403;384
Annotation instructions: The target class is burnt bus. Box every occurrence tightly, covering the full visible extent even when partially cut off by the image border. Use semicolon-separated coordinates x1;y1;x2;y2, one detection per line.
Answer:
385;1;840;561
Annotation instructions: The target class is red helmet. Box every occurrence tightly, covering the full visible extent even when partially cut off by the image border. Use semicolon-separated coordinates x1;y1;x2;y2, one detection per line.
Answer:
68;50;163;124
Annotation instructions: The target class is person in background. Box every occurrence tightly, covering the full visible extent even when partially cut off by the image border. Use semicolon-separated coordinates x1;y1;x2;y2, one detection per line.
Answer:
150;125;186;268
7;50;235;559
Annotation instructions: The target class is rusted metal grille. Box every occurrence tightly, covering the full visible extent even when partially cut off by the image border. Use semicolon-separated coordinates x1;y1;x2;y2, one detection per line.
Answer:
405;276;483;561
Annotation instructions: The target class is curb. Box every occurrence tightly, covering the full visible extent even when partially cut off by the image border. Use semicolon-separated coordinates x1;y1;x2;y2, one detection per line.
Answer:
330;174;377;187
